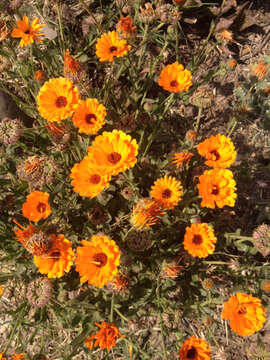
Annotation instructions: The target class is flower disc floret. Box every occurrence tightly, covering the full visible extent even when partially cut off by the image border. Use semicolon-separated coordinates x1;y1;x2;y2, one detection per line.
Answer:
221;293;266;336
75;235;120;288
72;98;106;135
37;77;79;123
22;191;51;222
96;31;131;62
158;62;192;93
150;175;183;209
85;322;123;351
179;336;211;360
183;223;217;258
197;169;237;209
197;134;236;168
11;15;44;47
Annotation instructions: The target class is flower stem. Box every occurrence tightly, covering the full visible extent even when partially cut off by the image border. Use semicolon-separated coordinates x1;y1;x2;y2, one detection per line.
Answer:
56;1;65;53
121;338;151;359
79;0;104;33
114;307;129;322
110;293;115;323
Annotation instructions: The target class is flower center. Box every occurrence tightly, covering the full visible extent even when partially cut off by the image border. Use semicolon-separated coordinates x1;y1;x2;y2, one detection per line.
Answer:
85;113;97;124
187;347;197;359
92;252;108;268
192;234;203;245
210;150;220;161
90;174;101;184
108;152;121;164
50;250;61;259
170;80;179;87
109;46;118;53
238;306;247;315
24;29;30;34
162;189;172;199
37;202;46;213
211;185;219;195
55;96;67;108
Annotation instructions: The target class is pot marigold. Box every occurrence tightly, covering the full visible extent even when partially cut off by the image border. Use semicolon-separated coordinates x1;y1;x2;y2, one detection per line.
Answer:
0;354;7;360
183;223;217;258
130;198;164;230
22;191;51;222
197;169;237;209
117;16;136;37
150;175;183;209
72;98;106;135
75;234;120;288
34;234;75;278
85;322;123;351
158;62;192;93
179;336;211;360
11;15;44;47
70;158;111;198
171;152;194;169
197;134;236;168
96;30;131;62
13;219;36;247
64;49;81;76
11;354;26;360
37;77;79;123
86;129;138;176
221;293;266;336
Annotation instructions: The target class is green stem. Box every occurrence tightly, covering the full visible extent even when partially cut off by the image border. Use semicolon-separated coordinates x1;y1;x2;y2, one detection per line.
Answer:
110;293;115;323
56;1;65;53
79;0;104;33
156;281;168;360
138;24;149;70
121;338;151;360
114;307;129;322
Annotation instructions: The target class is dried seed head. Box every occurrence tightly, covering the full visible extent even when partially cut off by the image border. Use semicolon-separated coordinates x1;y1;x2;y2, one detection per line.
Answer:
0;117;22;145
138;3;156;23
202;278;214;290
160;258;184;279
156;4;181;24
253;224;270;257
88;206;108;225
121;187;134;200
227;258;240;271
27;277;52;308
25;232;53;256
126;231;152;252
3;278;26;310
186;130;197;141
189;86;214;108
107;273;130;294
261;280;270;293
0;54;10;72
8;0;23;11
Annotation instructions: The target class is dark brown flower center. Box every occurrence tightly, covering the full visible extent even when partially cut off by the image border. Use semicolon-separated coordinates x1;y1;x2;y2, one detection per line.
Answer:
93;252;108;268
210;150;220;161
192;235;203;245
55;96;67;108
162;189;172;199
50;250;61;259
37;202;46;213
187;347;197;359
90;174;101;184
108;152;121;164
170;80;179;87
25;29;30;34
109;46;118;53
85;113;97;124
211;185;219;195
238;306;247;315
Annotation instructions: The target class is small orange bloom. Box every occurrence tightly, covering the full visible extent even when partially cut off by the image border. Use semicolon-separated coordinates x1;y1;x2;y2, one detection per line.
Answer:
75;235;120;288
0;285;3;296
85;322;123;351
197;169;237;209
34;70;45;81
150;175;183;210
0;353;7;360
130;198;164;230
45;121;66;137
117;16;136;36
179;336;211;360
228;59;237;68
72;98;106;135
197;134;236;168
251;61;268;80
171;152;194;169
221;293;266;336
11;15;44;47
13;219;36;248
64;49;81;76
219;29;233;42
22;191;51;222
11;353;26;360
96;31;131;62
261;280;270;293
183;223;217;258
186;130;197;140
158;62;192;93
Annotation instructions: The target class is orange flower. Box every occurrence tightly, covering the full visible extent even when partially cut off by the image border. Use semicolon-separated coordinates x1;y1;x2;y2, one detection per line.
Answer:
70;158;111;198
13;219;36;247
0;285;3;296
11;15;44;47
86;129;138;176
72;98;106;135
171;152;194;169
197;169;237;209
11;353;26;360
158;62;192;93
183;223;217;258
186;130;197;141
197;134;236;168
34;70;45;81
261;280;270;293
22;191;51;222
107;273;130;293
34;234;75;278
45;121;66;137
130;198;164;230
228;59;237;68
85;322;123;351
96;31;131;62
75;234;120;288
221;293;266;336
150;175;183;210
117;16;136;36
251;61;268;80
37;77;79;123
0;353;7;360
179;336;211;360
64;49;81;76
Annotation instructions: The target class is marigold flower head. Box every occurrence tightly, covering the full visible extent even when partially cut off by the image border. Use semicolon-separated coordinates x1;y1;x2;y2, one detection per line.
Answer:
221;293;266;336
179;336;211;360
11;353;26;360
34;234;75;278
27;277;52;308
11;15;44;47
0;285;3;296
130;199;164;230
13;219;36;247
0;354;7;360
96;31;131;62
22;191;51;222
197;168;237;209
158;62;192;93
64;49;81;76
75;234;120;288
150;175;183;210
107;273;130;294
34;70;45;81
86;129;138;176
197;134;236;168
251;61;268;80
161;258;184;279
228;59;237;68
172;152;194;169
37;77;80;123
85;322;123;351
218;29;233;42
117;16;136;37
183;223;217;258
70;158;111;198
72;98;106;135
